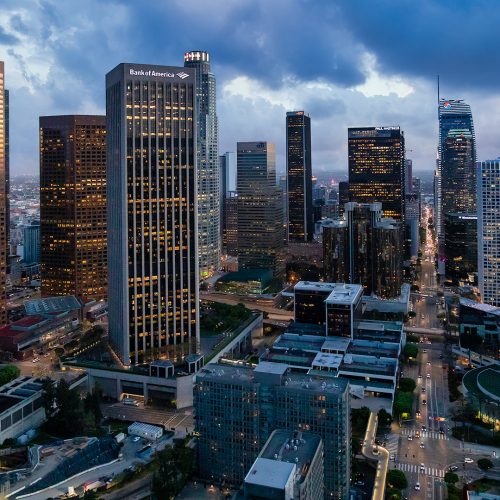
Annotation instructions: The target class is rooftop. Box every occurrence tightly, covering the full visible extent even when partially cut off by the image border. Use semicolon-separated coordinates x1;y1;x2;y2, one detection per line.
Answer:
25;296;82;316
460;298;500;317
294;281;363;305
245;457;295;490
312;352;343;370
322;338;351;352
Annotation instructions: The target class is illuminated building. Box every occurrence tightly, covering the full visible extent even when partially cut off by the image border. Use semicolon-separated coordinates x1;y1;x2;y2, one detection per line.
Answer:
237;142;284;278
220;152;236;251
39;115;107;302
0;62;6;327
106;63;199;365
348;127;405;222
322;203;402;298
338;181;349;216
223;191;238;256
286;111;313;242
184;51;220;278
444;213;477;285
478;160;500;306
438;99;476;236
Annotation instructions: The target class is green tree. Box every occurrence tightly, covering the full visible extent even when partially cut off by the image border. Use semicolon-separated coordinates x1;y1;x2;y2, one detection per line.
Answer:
444;472;459;484
406;334;419;343
385;488;402;500
351;407;370;434
477;458;493;471
407;311;416;319
0;365;20;386
377;409;393;427
41;378;57;418
82;490;99;500
403;343;418;359
387;469;408;490
399;378;416;393
393;391;413;417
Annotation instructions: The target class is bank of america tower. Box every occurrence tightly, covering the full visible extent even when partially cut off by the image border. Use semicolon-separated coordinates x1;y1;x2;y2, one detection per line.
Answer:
106;63;199;365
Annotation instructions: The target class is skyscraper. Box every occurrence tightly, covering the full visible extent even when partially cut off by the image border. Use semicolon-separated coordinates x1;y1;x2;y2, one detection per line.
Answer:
106;63;199;365
286;111;313;242
438;99;476;228
184;51;220;278
0;62;7;327
478;160;500;306
39;116;107;302
237;142;284;278
220;151;236;250
23;222;40;265
322;203;403;298
4;89;8;258
348;127;405;222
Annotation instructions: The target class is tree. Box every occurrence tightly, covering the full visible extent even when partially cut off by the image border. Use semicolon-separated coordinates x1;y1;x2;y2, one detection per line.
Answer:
477;458;493;471
377;409;393;427
393;391;413;417
84;388;103;427
385;488;402;500
407;311;416;319
403;343;418;359
82;491;99;500
0;365;20;386
444;472;458;485
399;378;416;393
41;378;57;418
387;469;408;490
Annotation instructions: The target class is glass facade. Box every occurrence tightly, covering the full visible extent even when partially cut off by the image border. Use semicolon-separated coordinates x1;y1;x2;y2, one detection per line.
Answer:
237;142;284;278
478;160;500;306
184;51;220;278
40;115;107;302
0;62;6;327
286;111;313;242
348;127;405;222
106;64;199;365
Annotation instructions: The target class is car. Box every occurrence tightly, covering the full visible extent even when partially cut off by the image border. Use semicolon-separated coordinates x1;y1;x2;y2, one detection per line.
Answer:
375;438;381;445
450;466;459;472
422;387;426;393
372;447;379;455
420;463;425;472
423;349;428;353
439;354;443;359
132;436;140;443
439;428;445;434
407;435;413;441
32;357;40;363
421;425;427;431
420;443;425;449
418;374;423;379
355;480;365;486
422;400;427;405
415;431;420;438
416;411;421;418
426;373;431;379
464;457;474;464
427;361;431;365
415;482;421;491
390;453;395;461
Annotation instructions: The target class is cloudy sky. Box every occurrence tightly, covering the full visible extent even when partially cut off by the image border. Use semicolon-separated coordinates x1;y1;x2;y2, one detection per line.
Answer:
1;0;500;177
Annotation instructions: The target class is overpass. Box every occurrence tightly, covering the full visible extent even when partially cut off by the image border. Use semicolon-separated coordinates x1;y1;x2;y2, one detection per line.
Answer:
200;292;294;320
404;326;445;335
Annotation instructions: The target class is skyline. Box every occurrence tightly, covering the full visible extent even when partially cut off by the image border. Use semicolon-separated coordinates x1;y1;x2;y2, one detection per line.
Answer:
0;1;499;176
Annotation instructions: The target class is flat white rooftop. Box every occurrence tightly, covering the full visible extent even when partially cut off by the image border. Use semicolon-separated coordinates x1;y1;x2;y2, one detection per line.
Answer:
254;361;289;376
245;457;295;490
322;338;351;352
312;352;343;370
295;281;363;305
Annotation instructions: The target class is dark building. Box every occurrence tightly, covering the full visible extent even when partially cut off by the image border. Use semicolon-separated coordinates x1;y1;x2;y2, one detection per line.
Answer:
322;203;402;298
0;62;6;327
4;89;8;260
444;213;477;285
237;142;284;278
106;63;199;365
220;152;236;251
223;191;238;256
348;127;405;222
39;115;107;302
184;51;220;277
286;111;313;242
338;181;349;216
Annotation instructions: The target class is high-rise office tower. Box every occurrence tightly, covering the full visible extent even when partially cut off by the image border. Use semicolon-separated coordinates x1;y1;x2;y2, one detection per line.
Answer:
322;202;402;298
106;63;199;365
195;362;350;499
478;160;500;306
23;222;40;265
220;152;236;248
40;115;107;302
4;89;8;257
338;181;349;216
444;213;477;285
237;142;284;278
286;111;313;242
223;191;238;256
438;100;476;228
184;51;219;278
348;127;405;222
0;62;6;327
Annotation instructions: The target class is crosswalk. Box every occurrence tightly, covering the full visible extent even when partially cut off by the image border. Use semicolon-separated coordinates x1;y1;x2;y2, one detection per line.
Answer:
396;462;445;478
401;428;449;440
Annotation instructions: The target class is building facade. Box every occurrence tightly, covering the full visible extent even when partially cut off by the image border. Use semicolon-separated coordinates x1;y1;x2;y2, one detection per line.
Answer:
23;222;40;265
348;127;405;222
106;63;199;365
0;62;6;327
184;51;220;278
322;203;402;298
237;142;284;278
40;115;107;302
286;111;313;242
478;160;500;306
195;362;350;499
444;213;477;285
223;191;238;256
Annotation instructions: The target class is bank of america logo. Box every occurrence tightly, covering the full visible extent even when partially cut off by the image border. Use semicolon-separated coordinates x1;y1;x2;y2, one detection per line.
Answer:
177;72;189;79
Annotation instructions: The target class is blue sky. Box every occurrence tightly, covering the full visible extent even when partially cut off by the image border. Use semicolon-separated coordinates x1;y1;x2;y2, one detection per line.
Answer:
1;0;500;176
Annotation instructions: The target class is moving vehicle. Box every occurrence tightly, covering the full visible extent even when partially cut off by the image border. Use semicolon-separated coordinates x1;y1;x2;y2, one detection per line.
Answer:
415;482;420;491
422;400;427;405
122;398;140;407
426;373;431;379
32;357;40;363
420;463;425;472
421;387;426;393
372;447;379;455
450;466;459;472
420;443;425;449
407;435;413;441
415;431;420;438
464;457;474;464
